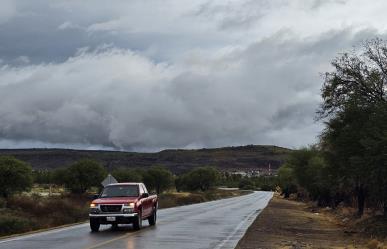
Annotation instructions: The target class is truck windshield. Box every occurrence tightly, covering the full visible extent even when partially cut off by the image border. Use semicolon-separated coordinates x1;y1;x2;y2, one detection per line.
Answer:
100;185;139;198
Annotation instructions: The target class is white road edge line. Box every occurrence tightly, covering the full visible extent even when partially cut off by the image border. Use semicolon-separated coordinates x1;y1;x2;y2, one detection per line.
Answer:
214;193;272;249
0;223;89;244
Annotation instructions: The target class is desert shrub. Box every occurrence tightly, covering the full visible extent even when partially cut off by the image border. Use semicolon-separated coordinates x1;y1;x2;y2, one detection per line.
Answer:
238;178;255;190
0;215;33;236
0;198;6;208
7;195;89;226
260;184;275;191
366;239;380;249
158;192;207;208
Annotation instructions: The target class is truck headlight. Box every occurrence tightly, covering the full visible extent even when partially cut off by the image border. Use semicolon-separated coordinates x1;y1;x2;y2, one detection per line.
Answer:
90;203;97;208
124;203;135;208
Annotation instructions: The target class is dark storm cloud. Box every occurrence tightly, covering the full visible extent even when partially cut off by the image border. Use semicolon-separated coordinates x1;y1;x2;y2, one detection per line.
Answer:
0;29;377;151
0;0;386;151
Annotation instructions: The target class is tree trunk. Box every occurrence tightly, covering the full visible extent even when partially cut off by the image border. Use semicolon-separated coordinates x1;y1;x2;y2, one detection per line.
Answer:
156;185;160;195
283;189;290;198
357;187;366;217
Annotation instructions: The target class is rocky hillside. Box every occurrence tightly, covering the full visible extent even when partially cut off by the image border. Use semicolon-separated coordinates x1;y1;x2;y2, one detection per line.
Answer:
0;145;291;173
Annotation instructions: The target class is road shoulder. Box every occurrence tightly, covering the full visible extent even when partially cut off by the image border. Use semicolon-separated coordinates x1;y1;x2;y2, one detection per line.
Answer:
235;195;366;249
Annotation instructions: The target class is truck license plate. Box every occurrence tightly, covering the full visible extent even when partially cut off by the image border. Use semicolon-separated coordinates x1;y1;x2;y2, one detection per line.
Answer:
106;217;116;222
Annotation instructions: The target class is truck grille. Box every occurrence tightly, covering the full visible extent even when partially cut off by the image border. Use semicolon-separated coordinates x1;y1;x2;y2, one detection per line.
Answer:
100;205;122;213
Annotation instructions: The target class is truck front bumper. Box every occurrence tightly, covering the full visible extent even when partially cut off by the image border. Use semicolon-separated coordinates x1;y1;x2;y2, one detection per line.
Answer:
89;213;139;224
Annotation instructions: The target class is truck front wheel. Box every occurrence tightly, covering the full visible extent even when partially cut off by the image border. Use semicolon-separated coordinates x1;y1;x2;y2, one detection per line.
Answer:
148;209;157;226
90;218;100;232
133;212;142;230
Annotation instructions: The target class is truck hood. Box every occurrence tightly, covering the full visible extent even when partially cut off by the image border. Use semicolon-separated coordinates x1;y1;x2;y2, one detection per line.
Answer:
93;197;139;204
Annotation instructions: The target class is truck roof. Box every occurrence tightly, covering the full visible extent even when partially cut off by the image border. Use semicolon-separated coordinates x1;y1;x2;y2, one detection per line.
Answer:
106;182;142;186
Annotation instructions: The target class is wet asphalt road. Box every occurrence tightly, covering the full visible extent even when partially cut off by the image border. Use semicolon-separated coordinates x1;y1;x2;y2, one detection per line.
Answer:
0;191;273;249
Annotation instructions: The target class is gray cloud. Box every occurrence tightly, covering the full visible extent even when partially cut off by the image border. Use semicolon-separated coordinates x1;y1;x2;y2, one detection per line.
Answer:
194;0;270;31
0;0;386;151
0;29;378;151
310;0;347;10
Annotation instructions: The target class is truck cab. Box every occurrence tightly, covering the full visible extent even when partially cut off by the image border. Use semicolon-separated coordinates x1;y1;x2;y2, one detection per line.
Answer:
89;183;158;232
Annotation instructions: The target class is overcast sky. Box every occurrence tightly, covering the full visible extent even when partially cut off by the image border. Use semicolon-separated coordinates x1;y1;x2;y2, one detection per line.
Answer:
0;0;386;151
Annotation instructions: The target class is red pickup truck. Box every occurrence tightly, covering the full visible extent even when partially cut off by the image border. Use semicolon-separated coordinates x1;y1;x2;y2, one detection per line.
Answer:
89;183;158;232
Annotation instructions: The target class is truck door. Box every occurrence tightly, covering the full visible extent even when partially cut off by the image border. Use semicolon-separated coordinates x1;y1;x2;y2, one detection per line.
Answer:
140;184;151;217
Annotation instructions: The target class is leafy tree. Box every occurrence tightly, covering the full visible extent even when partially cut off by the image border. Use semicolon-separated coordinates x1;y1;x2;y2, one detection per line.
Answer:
52;168;68;186
111;168;143;183
277;165;297;198
251;176;277;191
360;102;387;213
62;159;107;194
0;157;33;198
285;148;317;191
238;178;255;190
304;154;332;206
175;176;185;192
319;38;387;216
178;167;219;191
284;148;333;205
319;38;386;117
142;166;174;194
218;172;242;188
32;170;54;184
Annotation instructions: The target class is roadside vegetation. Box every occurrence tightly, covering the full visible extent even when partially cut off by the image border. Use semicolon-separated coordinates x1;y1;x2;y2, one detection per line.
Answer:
0;157;251;237
277;38;387;241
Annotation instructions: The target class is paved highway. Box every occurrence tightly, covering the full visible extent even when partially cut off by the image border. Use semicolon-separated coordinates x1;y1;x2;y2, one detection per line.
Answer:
0;191;273;249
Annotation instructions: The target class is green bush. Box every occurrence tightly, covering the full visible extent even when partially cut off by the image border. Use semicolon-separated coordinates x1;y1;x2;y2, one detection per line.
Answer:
0;215;33;236
277;165;297;198
61;159;107;194
0;156;33;198
238;178;255;190
111;168;143;183
0;198;6;209
142;166;174;194
176;167;219;191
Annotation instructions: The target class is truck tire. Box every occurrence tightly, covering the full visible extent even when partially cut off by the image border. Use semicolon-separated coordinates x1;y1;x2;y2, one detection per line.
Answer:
148;209;157;226
133;211;142;230
90;218;100;232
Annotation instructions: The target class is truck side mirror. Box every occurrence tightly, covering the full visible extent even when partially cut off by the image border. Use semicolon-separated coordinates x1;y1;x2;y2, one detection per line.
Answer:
141;193;149;198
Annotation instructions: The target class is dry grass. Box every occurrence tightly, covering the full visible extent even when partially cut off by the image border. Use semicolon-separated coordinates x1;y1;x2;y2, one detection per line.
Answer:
0;194;90;236
158;189;250;208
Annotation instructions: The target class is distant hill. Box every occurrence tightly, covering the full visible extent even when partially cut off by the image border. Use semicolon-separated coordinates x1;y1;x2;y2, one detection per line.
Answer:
0;145;292;173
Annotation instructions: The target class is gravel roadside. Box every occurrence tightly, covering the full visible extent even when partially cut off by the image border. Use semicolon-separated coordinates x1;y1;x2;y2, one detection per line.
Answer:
235;195;366;249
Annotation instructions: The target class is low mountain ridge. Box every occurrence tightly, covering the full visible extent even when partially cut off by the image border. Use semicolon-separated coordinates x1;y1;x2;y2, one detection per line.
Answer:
0;145;291;173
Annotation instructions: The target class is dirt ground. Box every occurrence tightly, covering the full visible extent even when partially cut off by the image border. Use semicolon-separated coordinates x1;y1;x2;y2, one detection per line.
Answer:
235;195;367;249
